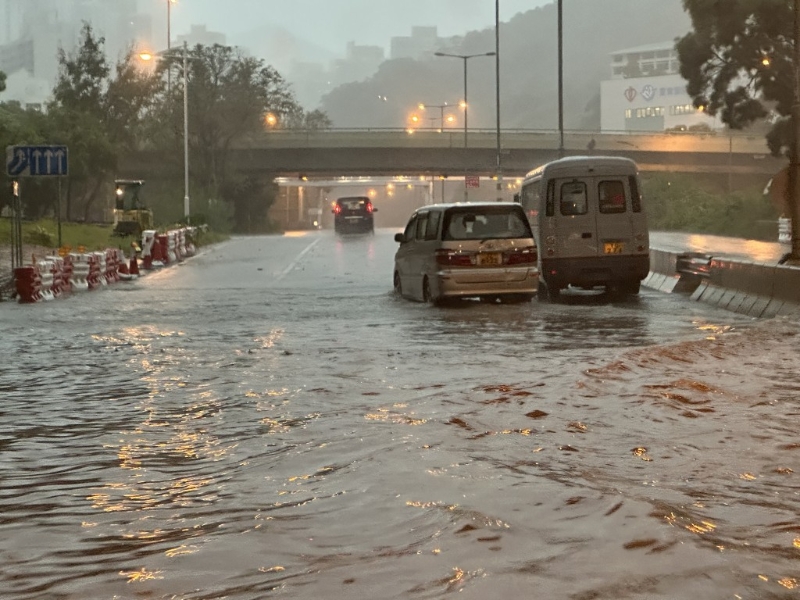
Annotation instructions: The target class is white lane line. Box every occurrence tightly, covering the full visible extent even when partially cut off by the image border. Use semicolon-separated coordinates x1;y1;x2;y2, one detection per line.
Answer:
276;238;322;280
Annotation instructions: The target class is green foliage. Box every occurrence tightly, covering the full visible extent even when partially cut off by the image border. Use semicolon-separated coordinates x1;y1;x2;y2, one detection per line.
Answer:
23;225;55;247
643;173;780;240
677;0;791;156
0;70;6;94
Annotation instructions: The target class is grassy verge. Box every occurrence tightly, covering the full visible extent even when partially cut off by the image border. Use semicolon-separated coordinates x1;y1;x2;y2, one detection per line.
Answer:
0;218;229;251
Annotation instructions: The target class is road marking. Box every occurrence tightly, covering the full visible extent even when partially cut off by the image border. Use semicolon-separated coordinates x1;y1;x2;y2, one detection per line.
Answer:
276;237;321;280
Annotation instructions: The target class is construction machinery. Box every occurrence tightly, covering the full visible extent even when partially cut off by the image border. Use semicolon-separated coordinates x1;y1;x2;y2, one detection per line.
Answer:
112;179;153;237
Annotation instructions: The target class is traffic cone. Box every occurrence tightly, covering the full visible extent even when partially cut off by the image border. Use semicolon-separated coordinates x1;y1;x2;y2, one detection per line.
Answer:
129;253;140;276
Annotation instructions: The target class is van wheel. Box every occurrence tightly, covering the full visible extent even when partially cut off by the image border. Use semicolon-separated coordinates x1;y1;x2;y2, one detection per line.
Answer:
547;284;561;302
393;272;402;296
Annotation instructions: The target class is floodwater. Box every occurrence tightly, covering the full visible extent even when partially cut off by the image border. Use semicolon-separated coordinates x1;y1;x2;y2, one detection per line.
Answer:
0;230;798;600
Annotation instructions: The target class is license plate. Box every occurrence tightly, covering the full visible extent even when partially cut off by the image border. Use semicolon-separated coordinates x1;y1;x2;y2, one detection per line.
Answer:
477;252;502;266
604;242;624;254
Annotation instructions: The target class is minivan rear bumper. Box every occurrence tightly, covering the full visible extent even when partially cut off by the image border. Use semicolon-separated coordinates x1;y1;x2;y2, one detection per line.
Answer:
436;267;539;298
541;255;649;289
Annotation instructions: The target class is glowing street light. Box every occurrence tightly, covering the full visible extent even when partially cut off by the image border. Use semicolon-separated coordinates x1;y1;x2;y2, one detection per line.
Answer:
265;112;278;127
417;102;459;130
139;41;192;222
435;50;495;202
434;51;495;149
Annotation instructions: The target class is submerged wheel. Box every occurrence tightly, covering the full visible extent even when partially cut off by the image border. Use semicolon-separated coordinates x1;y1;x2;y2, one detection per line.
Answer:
393;271;402;296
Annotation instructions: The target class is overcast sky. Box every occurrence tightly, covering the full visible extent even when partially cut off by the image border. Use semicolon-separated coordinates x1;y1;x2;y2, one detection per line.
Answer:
163;0;551;54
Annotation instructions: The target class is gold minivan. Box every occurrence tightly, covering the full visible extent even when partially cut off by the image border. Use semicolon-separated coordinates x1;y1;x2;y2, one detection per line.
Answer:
393;202;539;304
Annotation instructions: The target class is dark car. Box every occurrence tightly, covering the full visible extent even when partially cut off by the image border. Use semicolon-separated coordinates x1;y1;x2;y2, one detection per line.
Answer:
333;196;376;234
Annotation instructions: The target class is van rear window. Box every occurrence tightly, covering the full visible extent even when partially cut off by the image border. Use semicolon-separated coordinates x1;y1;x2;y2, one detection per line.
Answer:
598;180;626;214
559;181;588;216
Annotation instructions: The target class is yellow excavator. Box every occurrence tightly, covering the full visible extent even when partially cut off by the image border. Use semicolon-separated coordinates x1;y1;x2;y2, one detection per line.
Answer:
112;179;153;237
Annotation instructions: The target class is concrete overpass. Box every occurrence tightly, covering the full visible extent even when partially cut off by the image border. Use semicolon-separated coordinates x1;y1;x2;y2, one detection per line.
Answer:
232;129;784;178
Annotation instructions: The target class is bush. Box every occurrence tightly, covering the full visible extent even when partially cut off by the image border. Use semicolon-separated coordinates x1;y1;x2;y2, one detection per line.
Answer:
24;225;54;247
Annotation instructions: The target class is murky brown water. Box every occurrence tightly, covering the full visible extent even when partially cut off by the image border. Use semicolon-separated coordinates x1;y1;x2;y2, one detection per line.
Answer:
1;231;797;599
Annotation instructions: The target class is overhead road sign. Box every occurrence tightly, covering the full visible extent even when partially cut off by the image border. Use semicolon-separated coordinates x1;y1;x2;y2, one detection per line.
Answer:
6;145;69;177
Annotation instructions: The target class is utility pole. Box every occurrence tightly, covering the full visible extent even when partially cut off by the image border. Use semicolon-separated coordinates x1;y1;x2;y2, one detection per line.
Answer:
495;0;503;201
791;0;800;260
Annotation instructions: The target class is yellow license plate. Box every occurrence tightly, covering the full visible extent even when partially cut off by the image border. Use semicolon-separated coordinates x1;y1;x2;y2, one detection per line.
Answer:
604;242;624;254
477;252;502;266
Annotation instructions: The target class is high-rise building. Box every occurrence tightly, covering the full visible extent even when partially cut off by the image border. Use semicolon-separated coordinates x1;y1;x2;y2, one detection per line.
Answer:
0;0;153;105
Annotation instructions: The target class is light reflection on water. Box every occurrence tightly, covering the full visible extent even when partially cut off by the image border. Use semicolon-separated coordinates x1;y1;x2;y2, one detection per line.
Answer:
0;233;798;599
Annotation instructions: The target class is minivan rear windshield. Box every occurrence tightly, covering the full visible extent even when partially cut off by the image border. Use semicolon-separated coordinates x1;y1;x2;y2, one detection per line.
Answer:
442;207;533;241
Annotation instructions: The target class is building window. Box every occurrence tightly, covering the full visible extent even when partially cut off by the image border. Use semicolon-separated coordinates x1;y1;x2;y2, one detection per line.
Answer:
670;104;698;116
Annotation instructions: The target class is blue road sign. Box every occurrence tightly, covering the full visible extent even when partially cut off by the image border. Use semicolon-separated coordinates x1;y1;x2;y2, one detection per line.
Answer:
6;145;69;177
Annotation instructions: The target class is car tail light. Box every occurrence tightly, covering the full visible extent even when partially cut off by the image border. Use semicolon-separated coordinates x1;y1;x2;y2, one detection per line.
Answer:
366;202;374;213
436;249;473;266
333;204;342;215
505;247;537;265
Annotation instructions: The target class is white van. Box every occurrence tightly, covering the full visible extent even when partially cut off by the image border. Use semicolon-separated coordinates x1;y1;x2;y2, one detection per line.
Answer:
516;156;649;300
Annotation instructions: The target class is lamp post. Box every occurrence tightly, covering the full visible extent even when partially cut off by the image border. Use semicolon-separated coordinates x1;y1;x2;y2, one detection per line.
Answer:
557;0;565;158
495;0;503;201
790;0;800;260
182;40;189;223
417;102;457;130
140;40;191;223
435;50;496;201
434;51;496;148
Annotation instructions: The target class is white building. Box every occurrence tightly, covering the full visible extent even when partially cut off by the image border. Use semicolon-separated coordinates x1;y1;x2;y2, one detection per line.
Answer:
600;41;718;133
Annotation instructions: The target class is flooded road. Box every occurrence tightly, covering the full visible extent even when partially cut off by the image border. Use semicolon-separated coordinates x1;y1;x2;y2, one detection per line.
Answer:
0;230;798;599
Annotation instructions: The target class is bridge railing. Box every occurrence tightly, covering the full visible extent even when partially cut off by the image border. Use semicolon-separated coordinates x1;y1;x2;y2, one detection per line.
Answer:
237;128;772;155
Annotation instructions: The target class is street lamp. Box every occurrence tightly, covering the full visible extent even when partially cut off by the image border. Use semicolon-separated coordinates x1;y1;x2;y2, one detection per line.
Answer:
140;40;191;223
417;102;458;130
435;50;496;202
557;0;565;158
495;0;503;201
434;51;496;148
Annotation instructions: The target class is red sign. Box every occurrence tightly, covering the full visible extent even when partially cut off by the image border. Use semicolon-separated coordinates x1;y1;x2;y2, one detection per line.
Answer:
465;175;480;188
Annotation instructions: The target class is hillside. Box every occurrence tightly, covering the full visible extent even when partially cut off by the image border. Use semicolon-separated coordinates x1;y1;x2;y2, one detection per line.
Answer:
319;0;691;130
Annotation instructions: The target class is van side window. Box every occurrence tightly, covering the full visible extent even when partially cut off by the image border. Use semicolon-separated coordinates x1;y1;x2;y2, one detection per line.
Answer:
415;213;429;240
545;180;555;216
403;215;417;241
560;181;588;216
425;211;441;240
629;176;643;213
598;180;626;214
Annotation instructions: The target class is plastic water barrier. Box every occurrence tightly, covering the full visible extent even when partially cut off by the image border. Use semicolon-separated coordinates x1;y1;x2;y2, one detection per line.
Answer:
12;227;198;304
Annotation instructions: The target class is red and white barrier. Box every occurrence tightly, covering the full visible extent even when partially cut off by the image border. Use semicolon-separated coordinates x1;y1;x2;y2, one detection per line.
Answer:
12;226;199;303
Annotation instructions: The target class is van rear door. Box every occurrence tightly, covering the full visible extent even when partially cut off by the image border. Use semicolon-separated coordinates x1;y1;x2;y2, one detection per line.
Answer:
548;175;640;259
547;177;598;259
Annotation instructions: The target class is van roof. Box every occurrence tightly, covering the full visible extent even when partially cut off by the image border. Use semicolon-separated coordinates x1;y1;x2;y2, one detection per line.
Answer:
522;155;638;182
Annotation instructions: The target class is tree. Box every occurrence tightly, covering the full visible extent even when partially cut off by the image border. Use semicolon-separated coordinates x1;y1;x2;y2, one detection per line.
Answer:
143;44;309;231
49;22;116;221
0;70;6;94
676;0;793;156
